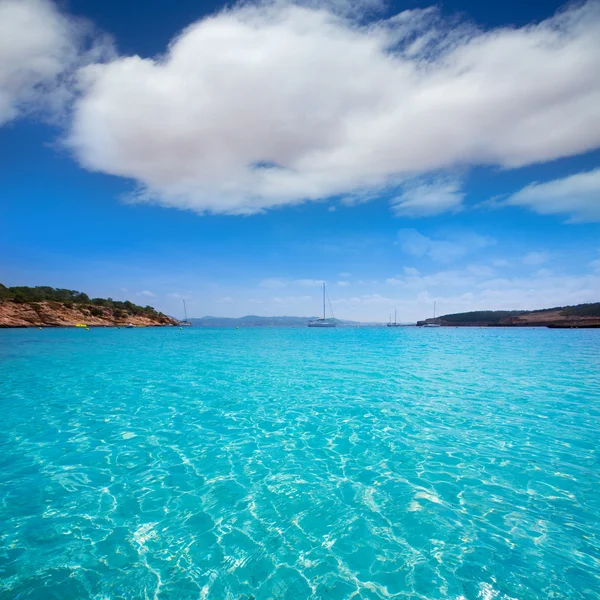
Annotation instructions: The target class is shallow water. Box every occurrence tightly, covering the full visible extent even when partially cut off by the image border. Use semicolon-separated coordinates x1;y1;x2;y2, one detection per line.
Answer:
1;327;599;599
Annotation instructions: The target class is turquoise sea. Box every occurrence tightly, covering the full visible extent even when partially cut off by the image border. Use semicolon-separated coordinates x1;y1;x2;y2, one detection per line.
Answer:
1;327;599;599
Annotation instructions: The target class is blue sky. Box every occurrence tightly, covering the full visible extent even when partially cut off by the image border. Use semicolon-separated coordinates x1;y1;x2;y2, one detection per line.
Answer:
1;0;599;321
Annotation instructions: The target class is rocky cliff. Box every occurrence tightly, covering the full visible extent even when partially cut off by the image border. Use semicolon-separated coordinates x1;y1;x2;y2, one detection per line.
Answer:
0;301;178;328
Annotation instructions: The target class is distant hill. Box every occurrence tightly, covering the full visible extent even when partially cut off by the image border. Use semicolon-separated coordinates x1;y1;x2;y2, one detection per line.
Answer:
190;315;363;327
0;284;178;327
418;303;600;328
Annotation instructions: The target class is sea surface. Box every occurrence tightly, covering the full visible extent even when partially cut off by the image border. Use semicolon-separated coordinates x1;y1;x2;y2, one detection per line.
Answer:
1;327;599;599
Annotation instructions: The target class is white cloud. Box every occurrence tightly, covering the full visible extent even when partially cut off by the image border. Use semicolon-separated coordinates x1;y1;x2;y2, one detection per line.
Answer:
493;259;510;267
337;280;350;286
273;295;312;303
467;264;495;277
217;296;234;303
138;290;156;297
591;258;600;272
391;178;465;217
0;0;112;125
295;278;323;287
506;168;600;223
67;0;600;215
403;266;419;276
522;251;549;266
338;272;351;278
260;277;288;289
397;228;494;263
260;277;323;288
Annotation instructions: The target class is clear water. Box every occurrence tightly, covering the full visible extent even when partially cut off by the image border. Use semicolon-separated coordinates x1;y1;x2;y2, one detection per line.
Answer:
1;327;599;600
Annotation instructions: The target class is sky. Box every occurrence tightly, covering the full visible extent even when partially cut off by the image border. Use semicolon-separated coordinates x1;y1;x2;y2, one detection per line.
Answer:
1;0;599;322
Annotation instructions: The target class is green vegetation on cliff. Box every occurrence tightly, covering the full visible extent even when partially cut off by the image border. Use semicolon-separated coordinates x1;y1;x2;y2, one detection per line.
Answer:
439;310;523;324
560;303;600;317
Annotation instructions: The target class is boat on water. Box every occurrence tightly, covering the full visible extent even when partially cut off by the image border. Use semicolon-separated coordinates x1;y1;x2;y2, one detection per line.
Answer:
308;283;336;328
423;301;441;327
387;309;401;327
180;299;192;326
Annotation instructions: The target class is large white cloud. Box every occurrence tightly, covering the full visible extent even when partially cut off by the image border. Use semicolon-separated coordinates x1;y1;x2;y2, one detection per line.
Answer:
0;0;112;125
506;168;600;222
66;0;600;215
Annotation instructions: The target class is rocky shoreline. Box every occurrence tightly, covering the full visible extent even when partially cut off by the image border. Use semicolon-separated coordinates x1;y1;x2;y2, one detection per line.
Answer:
0;301;178;328
417;306;600;328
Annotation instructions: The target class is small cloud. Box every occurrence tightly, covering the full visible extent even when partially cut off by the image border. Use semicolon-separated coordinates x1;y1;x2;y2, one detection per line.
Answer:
248;298;263;304
217;296;233;303
260;277;287;289
391;178;465;217
590;258;600;272
397;228;494;264
138;290;156;297
328;205;337;212
273;295;312;303
338;272;351;278
493;259;510;267
476;195;506;211
260;277;323;288
295;279;323;287
337;280;350;286
523;252;549;266
467;265;495;277
505;168;600;223
403;266;419;276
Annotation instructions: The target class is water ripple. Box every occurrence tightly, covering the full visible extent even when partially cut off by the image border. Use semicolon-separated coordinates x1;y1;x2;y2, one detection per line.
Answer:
0;327;599;599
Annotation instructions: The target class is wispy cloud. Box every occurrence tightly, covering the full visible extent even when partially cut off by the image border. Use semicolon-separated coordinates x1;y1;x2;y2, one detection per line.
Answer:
397;229;495;264
506;168;600;223
522;251;549;266
260;277;323;288
138;290;156;298
391;178;465;217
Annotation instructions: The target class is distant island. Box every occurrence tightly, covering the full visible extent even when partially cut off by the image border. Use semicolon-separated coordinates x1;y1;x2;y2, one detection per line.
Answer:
0;285;178;327
418;303;600;328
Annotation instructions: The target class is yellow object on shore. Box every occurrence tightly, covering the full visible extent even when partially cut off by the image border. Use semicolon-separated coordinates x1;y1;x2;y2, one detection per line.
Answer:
76;323;87;328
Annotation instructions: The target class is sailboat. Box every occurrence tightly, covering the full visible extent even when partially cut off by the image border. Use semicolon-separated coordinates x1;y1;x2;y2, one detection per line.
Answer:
423;301;441;327
308;283;336;328
387;309;401;327
180;299;192;326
